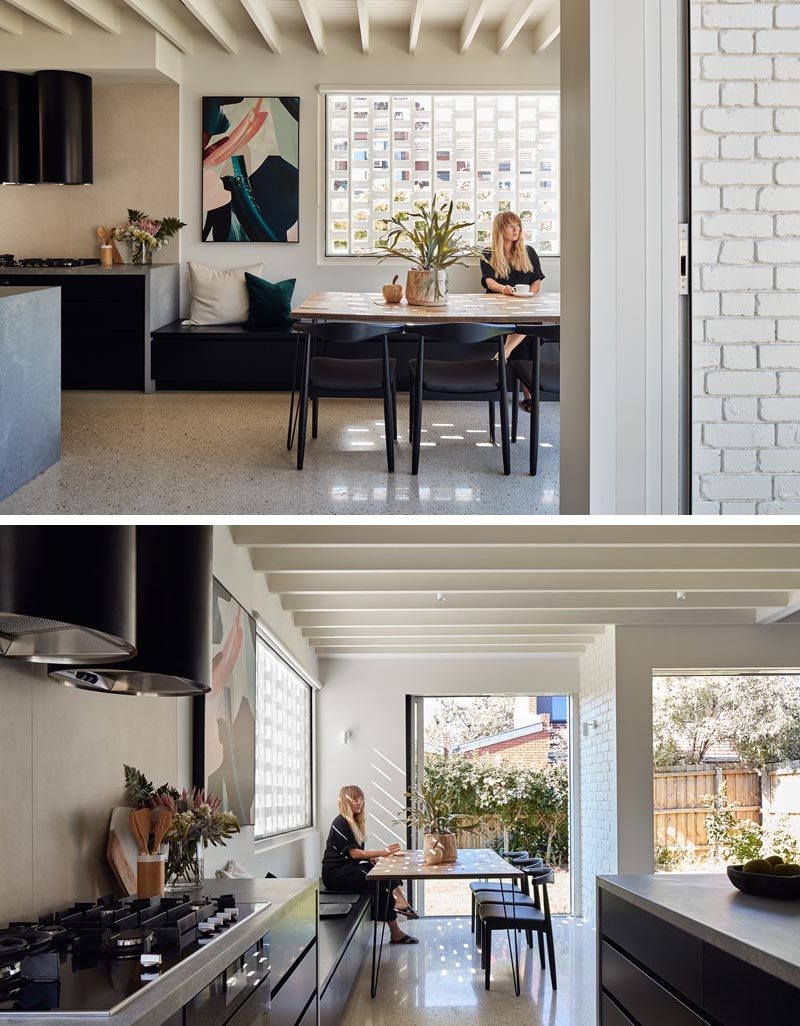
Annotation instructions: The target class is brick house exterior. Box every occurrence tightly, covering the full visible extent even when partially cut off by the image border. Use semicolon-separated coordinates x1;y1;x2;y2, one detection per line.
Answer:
452;717;552;771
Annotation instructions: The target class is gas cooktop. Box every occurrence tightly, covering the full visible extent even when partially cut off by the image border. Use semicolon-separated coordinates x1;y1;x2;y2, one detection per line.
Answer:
0;256;101;268
0;893;269;1015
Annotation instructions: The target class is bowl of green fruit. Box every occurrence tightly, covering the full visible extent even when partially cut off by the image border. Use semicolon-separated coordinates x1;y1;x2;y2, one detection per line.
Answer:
727;856;800;899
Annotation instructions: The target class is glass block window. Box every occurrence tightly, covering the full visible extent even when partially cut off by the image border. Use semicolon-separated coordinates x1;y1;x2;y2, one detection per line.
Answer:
255;632;313;839
324;92;560;257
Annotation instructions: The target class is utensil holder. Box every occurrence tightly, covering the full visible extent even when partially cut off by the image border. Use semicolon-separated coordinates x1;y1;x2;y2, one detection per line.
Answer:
137;853;166;899
100;245;113;267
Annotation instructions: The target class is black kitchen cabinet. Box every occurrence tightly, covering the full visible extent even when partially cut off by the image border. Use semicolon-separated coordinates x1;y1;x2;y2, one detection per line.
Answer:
0;266;178;391
185;934;271;1026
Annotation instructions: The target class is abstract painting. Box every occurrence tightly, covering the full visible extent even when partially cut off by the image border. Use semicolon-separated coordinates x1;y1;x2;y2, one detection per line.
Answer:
202;96;299;243
202;579;257;825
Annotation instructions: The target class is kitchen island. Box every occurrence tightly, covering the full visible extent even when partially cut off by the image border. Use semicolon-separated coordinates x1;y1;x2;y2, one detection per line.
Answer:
597;873;800;1025
0;287;60;502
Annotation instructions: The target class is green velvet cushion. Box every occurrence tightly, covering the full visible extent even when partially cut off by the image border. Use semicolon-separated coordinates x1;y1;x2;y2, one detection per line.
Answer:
245;272;295;327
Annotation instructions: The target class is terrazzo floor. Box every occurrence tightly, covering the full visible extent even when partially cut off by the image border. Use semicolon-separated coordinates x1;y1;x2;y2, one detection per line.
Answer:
0;392;559;515
341;915;596;1026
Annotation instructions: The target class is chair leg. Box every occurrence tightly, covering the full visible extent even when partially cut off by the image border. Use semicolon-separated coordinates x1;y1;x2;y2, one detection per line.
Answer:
545;926;557;989
408;385;414;444
526;929;533;949
412;339;424;475
382;340;395;473
296;341;311;471
511;381;519;443
488;401;496;443
530;338;541;476
391;376;398;441
311;397;319;439
484;928;491;990
497;350;511;476
471;893;475;933
537;930;545;968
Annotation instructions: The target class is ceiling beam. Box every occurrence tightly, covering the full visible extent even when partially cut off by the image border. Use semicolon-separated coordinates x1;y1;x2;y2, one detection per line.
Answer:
293;609;756;627
497;0;537;53
121;0;193;52
409;0;423;55
62;0;119;31
301;624;605;637
281;591;786;612
0;1;23;32
531;2;559;53
233;524;800;549
239;0;281;52
459;0;487;53
317;645;587;657
4;0;70;32
180;0;237;52
298;0;325;54
356;0;368;54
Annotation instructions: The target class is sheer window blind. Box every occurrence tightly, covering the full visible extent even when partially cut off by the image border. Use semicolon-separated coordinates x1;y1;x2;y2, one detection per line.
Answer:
255;632;312;839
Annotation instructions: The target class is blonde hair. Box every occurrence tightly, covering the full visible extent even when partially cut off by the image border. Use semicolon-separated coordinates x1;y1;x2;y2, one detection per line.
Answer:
488;212;533;281
338;785;366;845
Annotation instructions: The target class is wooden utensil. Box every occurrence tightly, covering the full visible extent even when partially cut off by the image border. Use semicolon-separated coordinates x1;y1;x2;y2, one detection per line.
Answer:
129;809;148;855
97;226;107;246
152;809;173;853
131;807;153;855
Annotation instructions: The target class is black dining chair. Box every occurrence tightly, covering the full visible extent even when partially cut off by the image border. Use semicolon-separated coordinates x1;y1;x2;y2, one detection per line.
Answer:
469;854;541;934
406;322;511;475
476;865;557;994
509;325;561;476
295;321;403;472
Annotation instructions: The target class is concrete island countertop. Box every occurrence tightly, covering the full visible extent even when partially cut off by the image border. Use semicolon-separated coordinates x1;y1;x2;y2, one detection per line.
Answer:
598;873;800;989
0;264;178;275
0;878;317;1026
0;285;60;299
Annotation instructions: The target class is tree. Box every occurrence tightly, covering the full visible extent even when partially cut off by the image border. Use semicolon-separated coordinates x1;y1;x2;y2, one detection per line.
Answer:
653;674;800;768
425;696;515;751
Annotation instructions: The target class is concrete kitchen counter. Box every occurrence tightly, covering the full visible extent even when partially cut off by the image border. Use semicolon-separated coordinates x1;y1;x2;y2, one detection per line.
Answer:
0;287;61;502
0;878;318;1026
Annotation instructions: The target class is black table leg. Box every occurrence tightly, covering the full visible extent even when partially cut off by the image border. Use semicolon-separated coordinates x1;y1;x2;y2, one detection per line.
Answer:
370;879;391;998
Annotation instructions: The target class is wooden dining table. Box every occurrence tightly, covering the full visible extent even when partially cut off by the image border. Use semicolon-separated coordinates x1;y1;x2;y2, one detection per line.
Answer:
291;289;561;325
366;847;527;998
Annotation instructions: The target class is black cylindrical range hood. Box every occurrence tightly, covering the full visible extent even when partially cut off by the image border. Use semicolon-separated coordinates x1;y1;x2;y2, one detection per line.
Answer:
36;71;93;184
0;71;37;184
0;526;136;662
50;526;213;696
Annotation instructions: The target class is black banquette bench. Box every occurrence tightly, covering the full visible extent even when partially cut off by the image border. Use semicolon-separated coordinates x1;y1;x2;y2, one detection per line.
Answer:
151;320;559;397
317;892;372;1025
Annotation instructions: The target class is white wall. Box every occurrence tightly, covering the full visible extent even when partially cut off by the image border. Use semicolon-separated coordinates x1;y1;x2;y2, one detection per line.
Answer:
577;628;616;924
316;654;579;857
178;27;560;309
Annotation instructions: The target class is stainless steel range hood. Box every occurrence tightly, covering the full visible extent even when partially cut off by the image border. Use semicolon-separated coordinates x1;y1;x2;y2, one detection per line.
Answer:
49;526;212;697
0;526;136;663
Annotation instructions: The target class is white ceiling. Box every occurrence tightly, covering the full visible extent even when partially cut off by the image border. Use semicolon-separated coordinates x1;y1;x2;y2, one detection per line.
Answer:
0;0;561;55
229;524;800;658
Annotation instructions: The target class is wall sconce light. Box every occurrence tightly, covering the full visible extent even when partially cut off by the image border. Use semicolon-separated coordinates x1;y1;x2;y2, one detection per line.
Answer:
341;729;352;744
582;720;599;738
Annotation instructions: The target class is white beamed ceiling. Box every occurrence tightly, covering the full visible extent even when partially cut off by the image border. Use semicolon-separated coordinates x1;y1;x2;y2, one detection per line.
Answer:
0;0;560;54
230;525;800;658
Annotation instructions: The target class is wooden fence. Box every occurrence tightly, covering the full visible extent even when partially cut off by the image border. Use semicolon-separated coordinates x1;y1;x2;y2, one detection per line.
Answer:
653;764;760;852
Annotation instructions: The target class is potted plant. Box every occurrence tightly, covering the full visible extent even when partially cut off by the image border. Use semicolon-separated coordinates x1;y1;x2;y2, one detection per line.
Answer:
396;778;479;863
376;196;481;306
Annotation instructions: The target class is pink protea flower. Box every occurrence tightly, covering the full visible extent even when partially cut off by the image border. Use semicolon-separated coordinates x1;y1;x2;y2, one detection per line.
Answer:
137;216;162;236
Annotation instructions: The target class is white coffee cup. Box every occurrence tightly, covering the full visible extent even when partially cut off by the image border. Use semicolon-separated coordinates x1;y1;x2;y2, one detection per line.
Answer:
513;283;530;295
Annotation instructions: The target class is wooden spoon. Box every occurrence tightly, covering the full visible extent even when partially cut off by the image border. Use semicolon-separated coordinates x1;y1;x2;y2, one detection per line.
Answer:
97;226;107;246
129;809;148;855
132;807;153;855
152;809;174;854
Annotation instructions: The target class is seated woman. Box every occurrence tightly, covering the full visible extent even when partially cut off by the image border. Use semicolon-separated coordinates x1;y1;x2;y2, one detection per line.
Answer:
479;212;546;410
322;785;418;944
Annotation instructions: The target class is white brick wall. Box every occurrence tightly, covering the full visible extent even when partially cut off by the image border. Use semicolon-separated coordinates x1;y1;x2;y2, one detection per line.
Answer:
693;0;800;513
578;627;617;925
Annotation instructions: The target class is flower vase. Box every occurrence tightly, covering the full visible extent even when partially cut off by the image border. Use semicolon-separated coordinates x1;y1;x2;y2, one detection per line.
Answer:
165;840;204;892
130;240;153;266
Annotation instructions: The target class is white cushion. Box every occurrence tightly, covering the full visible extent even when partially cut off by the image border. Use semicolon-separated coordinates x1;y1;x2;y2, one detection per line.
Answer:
185;261;264;325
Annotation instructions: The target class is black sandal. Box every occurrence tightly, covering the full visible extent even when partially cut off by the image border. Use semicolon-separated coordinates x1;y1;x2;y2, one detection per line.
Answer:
390;934;419;944
395;905;419;920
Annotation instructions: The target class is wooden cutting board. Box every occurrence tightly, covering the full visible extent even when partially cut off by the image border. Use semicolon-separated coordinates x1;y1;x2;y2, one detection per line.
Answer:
107;806;139;895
